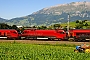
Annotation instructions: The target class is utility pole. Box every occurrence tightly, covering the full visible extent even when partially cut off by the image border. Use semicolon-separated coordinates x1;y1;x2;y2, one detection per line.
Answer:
67;13;70;33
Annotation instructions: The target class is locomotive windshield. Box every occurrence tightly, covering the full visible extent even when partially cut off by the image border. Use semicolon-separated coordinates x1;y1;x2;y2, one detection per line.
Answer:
59;32;65;34
56;30;65;34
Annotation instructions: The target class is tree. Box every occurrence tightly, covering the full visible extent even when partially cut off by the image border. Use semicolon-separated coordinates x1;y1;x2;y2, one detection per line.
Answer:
84;23;88;29
53;24;61;29
38;26;47;30
75;24;83;29
76;20;79;23
83;20;88;22
12;25;17;30
84;23;88;26
32;26;36;28
75;20;86;29
63;26;67;31
0;23;10;29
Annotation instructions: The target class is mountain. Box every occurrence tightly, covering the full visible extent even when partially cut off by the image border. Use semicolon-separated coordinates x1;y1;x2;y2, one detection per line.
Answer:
0;17;8;22
1;2;90;26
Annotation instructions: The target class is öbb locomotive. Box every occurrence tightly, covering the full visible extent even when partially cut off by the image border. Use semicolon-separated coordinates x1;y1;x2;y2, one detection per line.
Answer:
21;29;67;40
0;29;90;41
0;29;19;39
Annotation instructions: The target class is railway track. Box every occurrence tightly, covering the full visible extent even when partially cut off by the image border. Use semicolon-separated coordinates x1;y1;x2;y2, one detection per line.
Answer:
0;40;90;45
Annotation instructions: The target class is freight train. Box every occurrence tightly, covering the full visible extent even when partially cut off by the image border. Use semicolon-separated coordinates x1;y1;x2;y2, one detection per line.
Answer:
0;29;90;41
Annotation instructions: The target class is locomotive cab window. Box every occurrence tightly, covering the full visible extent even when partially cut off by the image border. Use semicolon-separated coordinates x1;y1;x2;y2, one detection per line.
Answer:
59;32;65;34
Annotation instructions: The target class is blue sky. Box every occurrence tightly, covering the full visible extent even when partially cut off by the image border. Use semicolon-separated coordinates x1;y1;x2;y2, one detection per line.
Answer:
0;0;83;19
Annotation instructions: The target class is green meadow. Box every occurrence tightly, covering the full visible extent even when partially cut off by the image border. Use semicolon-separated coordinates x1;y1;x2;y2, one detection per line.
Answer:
0;42;90;60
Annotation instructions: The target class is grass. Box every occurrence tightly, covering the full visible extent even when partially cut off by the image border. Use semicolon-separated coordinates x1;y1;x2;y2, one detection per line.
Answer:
0;42;90;60
61;22;76;27
61;21;90;28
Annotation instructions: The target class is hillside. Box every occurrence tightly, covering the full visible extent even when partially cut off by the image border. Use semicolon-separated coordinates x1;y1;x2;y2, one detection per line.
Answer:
0;17;8;22
0;2;90;26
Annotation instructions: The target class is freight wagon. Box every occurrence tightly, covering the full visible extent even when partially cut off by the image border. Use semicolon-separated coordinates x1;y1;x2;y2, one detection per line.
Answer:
69;29;90;41
21;29;67;40
0;29;19;39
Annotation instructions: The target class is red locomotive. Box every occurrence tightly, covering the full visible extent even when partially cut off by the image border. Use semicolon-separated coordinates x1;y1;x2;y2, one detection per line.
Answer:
0;29;19;39
69;29;90;41
21;29;67;40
